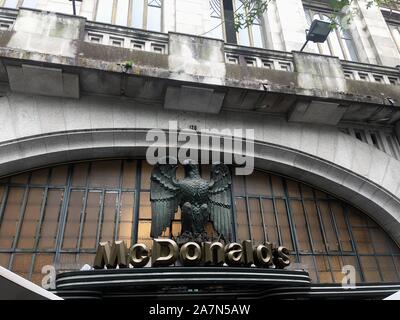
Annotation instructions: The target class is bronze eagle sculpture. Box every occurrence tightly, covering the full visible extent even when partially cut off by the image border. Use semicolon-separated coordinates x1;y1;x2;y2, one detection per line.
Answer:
150;162;232;243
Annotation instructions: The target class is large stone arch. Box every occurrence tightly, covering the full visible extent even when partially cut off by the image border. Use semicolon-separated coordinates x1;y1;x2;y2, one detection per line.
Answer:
0;93;399;243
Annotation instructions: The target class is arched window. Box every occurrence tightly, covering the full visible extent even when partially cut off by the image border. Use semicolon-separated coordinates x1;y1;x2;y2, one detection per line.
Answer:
304;9;359;61
208;0;266;48
1;0;37;9
0;160;399;285
234;170;400;283
95;0;163;32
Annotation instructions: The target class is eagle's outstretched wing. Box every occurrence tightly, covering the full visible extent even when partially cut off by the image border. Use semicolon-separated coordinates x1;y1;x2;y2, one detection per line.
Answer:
208;164;232;241
150;164;180;238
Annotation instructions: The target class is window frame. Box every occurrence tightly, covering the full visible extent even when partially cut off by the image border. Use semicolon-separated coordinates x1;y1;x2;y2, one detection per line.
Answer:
209;0;266;48
0;0;36;9
94;0;163;32
388;23;400;53
304;6;359;62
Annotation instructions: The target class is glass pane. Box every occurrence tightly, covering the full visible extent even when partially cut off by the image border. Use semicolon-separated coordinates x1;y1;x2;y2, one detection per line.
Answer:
286;180;300;198
139;191;151;219
0;187;25;249
329;255;344;283
246;171;271;195
31;254;54;286
331;202;353;252
276;199;293;250
235;2;249;46
300;255;318;283
31;169;49;185
0;253;10;268
340;27;358;61
131;0;144;28
377;256;399;282
22;0;37;8
72;163;89;187
290;200;311;252
141;161;152;189
300;184;314;199
17;188;45;249
251;23;264;48
171;221;181;238
391;27;400;51
271;175;284;197
115;0;129;26
50;165;68;186
317;14;332;55
328;31;344;59
96;0;113;24
118;192;135;246
3;0;18;8
262;199;279;244
209;16;224;39
89;160;121;188
235;197;250;241
238;27;250;47
62;191;85;249
122;160;137;189
318;201;340;252
12;254;33;280
10;173;29;184
38;190;64;249
315;255;333;283
137;220;151;242
100;192;118;242
147;2;162;32
57;253;77;273
348;207;368;226
304;200;325;253
370;228;393;254
233;174;245;195
352;227;374;254
81;191;101;249
360;256;381;283
248;198;264;243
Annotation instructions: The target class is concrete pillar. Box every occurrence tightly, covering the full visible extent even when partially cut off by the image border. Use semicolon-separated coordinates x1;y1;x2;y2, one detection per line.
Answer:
354;0;400;67
273;0;311;52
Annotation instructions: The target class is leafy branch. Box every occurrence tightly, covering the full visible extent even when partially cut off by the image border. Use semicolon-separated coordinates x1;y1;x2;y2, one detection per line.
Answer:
233;0;400;31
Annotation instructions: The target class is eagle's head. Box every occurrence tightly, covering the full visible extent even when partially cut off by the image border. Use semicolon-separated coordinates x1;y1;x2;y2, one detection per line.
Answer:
183;160;200;178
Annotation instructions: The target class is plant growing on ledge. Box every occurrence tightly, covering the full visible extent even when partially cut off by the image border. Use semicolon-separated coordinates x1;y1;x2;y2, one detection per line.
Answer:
233;0;400;31
120;60;134;72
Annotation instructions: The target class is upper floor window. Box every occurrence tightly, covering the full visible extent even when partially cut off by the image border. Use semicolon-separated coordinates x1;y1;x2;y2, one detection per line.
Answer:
304;8;359;61
208;0;265;48
1;0;37;9
388;24;400;53
95;0;162;32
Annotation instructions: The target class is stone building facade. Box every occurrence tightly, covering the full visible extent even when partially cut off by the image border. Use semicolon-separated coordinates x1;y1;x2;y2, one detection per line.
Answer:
0;0;400;298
